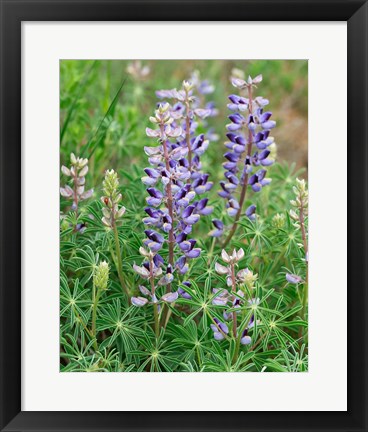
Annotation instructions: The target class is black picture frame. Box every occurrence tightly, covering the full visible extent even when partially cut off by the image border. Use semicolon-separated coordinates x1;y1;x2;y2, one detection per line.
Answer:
0;1;367;431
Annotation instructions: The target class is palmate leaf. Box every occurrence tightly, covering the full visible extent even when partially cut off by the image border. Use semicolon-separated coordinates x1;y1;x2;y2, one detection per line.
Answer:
167;321;211;365
60;277;92;333
130;328;180;372
96;299;142;359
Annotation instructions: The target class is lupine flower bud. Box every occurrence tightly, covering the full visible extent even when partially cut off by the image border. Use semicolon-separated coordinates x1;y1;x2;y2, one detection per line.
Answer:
291;179;308;210
237;268;258;290
210;248;259;345
286;273;303;284
220;248;244;265
101;170;126;228
93;261;109;291
60;153;93;213
272;213;286;228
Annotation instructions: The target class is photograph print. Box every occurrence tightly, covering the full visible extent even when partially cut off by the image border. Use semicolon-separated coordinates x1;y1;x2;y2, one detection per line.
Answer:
60;59;308;372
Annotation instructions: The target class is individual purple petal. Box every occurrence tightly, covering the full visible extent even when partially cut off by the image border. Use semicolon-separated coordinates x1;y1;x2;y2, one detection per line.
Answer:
183;214;200;225
218;321;229;334
178;286;191;299
139;285;151;296
133;264;150;278
229;113;245;124
240;335;252;345
245;204;256;221
214;331;225;341
286;273;303;284
158;272;174;286
226;123;242;131
226;133;238;143
161;291;179;303
146;128;160;138
261;120;276;130
131;296;149;307
185;248;201;258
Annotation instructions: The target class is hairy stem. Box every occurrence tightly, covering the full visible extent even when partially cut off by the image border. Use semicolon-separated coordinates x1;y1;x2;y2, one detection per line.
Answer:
233;335;241;364
184;93;193;173
299;197;308;339
160;132;175;293
72;170;79;227
91;281;100;351
149;258;160;338
230;263;237;338
113;224;129;297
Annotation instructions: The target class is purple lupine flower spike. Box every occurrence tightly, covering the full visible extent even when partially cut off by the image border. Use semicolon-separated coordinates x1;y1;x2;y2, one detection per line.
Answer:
213;73;276;246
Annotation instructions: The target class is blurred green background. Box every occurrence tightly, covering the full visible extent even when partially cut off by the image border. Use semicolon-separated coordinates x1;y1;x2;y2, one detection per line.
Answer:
60;60;308;188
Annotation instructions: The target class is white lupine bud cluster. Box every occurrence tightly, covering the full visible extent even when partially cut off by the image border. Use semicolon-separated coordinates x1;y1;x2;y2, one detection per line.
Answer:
221;248;244;264
272;213;286;228
149;102;173;125
101;170;126;228
60;153;94;210
183;80;194;92
215;248;253;288
237;268;258;290
289;178;308;223
231;74;263;90
93;261;109;291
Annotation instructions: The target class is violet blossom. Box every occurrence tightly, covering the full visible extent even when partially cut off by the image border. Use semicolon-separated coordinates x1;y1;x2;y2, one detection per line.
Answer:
134;98;212;305
210;74;276;245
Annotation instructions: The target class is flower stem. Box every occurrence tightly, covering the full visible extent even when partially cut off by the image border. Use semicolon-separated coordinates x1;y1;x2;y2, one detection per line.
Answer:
299;195;308;338
230;263;237;338
161;132;175;293
74;306;93;337
113;224;129;297
149;258;160;338
207;237;216;266
91;281;101;351
222;86;253;248
184;93;193;173
233;334;241;364
153;303;159;338
233;312;253;364
196;345;202;368
72;171;79;227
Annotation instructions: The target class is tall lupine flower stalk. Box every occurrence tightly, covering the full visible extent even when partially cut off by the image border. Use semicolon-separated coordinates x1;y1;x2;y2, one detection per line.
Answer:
134;100;213;330
132;247;178;337
60;153;94;227
91;261;109;350
212;248;259;362
142;102;212;281
289;178;309;325
211;74;276;247
101;170;128;296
